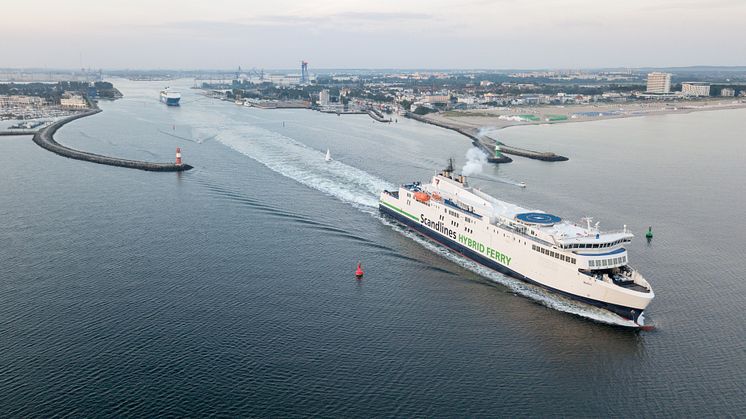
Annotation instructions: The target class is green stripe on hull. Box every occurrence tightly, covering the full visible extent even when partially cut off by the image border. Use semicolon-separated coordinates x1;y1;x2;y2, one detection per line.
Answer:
380;200;419;221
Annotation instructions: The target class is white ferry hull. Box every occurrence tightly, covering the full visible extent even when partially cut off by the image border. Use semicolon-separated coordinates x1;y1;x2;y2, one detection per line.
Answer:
379;177;654;326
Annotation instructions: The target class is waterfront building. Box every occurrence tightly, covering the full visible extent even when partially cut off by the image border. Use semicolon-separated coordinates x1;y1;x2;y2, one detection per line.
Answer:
720;88;735;97
646;72;672;93
0;95;47;108
60;93;88;109
319;89;330;106
423;95;451;104
682;82;711;97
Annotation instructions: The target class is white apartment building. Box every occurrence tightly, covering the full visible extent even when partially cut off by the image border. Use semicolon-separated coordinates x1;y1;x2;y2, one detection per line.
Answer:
318;89;330;106
681;82;711;97
646;72;672;93
60;93;87;109
720;88;735;97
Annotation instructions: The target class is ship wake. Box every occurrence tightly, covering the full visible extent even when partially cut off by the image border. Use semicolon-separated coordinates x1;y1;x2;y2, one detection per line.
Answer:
216;124;393;212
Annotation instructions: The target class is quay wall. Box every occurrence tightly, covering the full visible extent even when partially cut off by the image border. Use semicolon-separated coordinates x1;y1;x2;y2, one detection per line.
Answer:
0;131;37;136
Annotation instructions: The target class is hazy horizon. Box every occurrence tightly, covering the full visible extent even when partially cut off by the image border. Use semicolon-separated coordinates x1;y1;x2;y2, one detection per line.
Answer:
4;0;746;70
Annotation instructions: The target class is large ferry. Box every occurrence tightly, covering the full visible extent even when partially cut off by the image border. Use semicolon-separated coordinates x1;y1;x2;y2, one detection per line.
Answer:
160;88;181;106
379;160;654;327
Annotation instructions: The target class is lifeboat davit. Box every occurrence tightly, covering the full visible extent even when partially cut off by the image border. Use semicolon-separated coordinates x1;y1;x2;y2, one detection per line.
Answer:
413;192;430;203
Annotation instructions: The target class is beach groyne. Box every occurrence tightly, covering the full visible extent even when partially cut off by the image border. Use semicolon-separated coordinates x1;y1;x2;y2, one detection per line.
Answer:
493;142;569;162
367;109;391;123
404;112;512;163
32;109;193;172
405;112;568;162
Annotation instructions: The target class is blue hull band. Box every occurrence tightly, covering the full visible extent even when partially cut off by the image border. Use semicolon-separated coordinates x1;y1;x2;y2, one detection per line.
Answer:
161;97;180;106
379;204;643;323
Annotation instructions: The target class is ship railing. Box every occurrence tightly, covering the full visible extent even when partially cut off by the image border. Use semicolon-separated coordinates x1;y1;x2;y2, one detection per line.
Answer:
492;220;553;247
382;190;399;198
443;199;483;219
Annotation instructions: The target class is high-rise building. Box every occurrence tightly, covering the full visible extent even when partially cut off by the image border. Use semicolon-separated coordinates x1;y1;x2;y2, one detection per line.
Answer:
646;72;672;93
319;89;330;106
300;61;309;85
681;82;711;97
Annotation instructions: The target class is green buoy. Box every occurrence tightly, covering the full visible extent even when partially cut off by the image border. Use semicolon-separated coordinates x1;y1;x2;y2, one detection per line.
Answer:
645;226;653;238
495;144;502;158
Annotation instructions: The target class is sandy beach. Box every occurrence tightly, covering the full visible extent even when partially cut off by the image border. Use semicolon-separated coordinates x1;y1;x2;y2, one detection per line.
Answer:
424;98;746;132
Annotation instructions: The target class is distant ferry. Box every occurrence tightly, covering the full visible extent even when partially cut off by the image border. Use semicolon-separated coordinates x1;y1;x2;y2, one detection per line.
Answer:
379;160;654;327
160;88;181;106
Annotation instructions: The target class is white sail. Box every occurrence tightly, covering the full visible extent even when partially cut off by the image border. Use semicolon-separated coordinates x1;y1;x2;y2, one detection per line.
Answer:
325;149;332;162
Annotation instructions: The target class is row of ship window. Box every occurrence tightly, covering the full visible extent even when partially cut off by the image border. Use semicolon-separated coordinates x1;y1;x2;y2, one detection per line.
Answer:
532;244;577;264
560;239;628;250
589;256;627;268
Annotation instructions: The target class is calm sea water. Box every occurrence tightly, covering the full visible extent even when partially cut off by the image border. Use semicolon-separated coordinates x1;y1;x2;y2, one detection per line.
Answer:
1;79;744;417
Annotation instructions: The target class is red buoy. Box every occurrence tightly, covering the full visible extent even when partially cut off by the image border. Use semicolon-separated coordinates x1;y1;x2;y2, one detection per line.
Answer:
175;147;182;166
355;262;364;279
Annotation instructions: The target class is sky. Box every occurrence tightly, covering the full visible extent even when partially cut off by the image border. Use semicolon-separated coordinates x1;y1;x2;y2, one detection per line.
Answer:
3;0;745;70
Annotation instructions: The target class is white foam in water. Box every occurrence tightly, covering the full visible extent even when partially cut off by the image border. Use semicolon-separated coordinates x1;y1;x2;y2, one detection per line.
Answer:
381;218;637;328
215;123;394;212
214;122;636;328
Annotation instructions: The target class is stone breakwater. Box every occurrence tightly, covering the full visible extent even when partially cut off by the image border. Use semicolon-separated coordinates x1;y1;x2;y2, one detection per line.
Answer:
405;112;568;162
33;109;193;172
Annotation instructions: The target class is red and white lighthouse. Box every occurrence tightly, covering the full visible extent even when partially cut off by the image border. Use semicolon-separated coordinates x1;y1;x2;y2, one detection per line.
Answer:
175;147;182;166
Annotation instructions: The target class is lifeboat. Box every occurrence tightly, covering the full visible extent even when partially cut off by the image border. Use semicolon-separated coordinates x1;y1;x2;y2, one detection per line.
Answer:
413;191;430;203
431;192;441;201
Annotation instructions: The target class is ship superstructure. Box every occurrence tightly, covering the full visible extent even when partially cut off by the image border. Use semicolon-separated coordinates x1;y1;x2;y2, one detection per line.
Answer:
160;88;181;106
379;160;654;326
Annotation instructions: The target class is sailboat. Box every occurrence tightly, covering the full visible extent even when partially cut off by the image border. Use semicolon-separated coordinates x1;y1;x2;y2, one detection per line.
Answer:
325;149;332;162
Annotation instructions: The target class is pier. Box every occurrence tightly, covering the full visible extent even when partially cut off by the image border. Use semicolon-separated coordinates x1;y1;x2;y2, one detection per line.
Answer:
32;109;193;172
0;131;37;136
405;112;512;163
405;112;568;162
367;109;392;123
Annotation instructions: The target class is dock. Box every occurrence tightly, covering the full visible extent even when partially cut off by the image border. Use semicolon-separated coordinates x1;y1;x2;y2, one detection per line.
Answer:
404;112;568;162
32;109;193;172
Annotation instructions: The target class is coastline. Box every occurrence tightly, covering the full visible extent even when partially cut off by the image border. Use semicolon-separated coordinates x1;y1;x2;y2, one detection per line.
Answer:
414;98;746;162
423;98;746;133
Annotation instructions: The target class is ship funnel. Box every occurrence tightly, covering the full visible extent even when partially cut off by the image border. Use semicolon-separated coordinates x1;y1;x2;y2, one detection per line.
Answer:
441;158;455;179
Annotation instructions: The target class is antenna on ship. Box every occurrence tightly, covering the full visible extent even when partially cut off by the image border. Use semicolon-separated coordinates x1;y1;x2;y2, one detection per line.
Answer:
582;217;593;233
